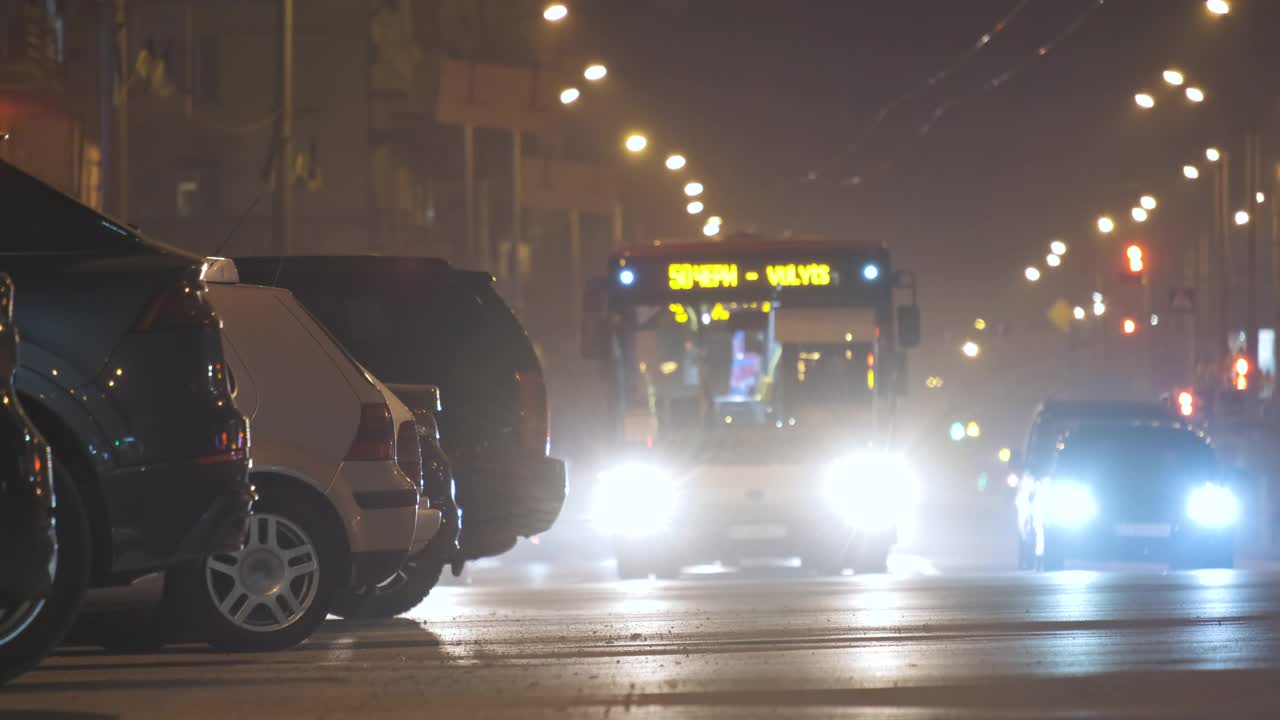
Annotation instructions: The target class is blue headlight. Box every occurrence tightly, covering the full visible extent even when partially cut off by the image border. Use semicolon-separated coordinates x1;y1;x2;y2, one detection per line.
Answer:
618;268;636;286
862;263;880;281
1045;481;1097;529
1186;483;1239;529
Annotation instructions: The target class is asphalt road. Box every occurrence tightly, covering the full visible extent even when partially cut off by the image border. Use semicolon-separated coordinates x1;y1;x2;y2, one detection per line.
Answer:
4;567;1280;719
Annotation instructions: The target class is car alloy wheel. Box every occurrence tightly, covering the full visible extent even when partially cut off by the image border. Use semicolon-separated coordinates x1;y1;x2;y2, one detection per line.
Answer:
0;543;52;647
205;513;320;632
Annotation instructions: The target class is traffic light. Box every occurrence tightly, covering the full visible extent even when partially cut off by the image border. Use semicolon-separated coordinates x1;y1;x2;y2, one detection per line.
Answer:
1122;317;1137;335
1176;390;1195;417
1232;355;1250;391
1126;244;1145;274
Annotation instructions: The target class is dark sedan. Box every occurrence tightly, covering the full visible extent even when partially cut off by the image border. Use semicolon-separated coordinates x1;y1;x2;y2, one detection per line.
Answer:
0;273;84;685
2;160;253;593
1033;423;1236;570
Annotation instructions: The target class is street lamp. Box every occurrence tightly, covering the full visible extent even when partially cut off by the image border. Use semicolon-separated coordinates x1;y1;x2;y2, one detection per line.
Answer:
1162;70;1185;86
1140;195;1157;210
686;200;704;215
1134;93;1155;109
683;181;704;197
1050;239;1067;256
961;340;981;358
583;64;607;81
1235;210;1250;225
1097;215;1116;234
1185;87;1206;103
1093;301;1107;316
1131;207;1148;223
624;133;648;153
665;154;687;171
1046;253;1061;268
707;215;723;226
1073;306;1087;320
1025;266;1041;282
1205;147;1221;162
1183;165;1201;180
543;3;568;22
1206;0;1230;15
1257;192;1266;205
702;222;719;238
559;87;580;105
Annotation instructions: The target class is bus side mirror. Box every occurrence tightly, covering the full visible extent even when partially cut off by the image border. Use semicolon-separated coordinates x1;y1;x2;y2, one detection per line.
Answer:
898;305;921;348
581;282;606;359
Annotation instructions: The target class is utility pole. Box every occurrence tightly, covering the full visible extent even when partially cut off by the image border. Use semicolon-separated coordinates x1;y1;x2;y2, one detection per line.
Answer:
1217;151;1232;367
113;0;128;220
510;128;523;308
1245;133;1262;381
273;0;294;254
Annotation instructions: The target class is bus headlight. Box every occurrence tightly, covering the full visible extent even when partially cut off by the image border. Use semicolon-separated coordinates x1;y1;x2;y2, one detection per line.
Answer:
822;452;917;531
591;463;677;537
1186;483;1239;529
1045;480;1097;529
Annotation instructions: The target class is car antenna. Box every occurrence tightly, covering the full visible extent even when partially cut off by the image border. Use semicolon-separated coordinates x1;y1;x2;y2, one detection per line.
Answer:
211;189;267;258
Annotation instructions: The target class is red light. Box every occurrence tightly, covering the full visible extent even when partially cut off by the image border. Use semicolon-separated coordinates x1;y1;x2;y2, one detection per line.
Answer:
1234;357;1250;376
1122;318;1137;335
866;352;875;368
1177;390;1194;417
1125;245;1145;273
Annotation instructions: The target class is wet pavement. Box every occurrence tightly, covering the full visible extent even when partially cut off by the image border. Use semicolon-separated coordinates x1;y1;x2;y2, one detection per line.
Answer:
4;568;1279;719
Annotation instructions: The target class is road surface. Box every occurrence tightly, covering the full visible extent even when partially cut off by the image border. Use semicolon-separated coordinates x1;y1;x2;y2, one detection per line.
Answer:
4;567;1279;719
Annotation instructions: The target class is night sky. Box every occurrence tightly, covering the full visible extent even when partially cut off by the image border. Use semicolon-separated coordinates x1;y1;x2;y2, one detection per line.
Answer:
577;0;1278;332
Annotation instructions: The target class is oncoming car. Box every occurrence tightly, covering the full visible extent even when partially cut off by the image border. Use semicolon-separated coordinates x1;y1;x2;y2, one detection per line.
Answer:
1029;423;1236;571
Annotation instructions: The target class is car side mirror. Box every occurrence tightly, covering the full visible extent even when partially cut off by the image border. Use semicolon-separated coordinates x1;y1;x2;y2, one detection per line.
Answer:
898;305;921;348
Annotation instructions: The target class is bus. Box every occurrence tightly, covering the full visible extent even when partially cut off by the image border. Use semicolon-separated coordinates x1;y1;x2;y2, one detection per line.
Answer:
583;235;922;578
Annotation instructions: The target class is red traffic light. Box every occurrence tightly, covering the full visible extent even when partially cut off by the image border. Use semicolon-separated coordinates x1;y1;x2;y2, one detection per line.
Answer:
1176;390;1195;417
1122;317;1137;335
1232;355;1250;391
1126;244;1145;273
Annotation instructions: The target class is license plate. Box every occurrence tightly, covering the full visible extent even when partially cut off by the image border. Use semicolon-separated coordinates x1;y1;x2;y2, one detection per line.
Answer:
1114;523;1172;538
727;524;787;540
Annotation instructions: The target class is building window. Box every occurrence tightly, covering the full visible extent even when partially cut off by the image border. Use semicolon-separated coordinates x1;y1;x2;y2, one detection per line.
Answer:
196;35;219;103
176;179;199;218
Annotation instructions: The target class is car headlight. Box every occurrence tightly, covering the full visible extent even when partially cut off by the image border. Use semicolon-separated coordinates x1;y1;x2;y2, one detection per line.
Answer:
591;463;677;537
1186;483;1239;529
1044;480;1097;529
822;452;918;531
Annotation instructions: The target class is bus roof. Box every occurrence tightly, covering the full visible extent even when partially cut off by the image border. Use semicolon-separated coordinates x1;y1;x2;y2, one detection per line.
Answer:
611;234;886;260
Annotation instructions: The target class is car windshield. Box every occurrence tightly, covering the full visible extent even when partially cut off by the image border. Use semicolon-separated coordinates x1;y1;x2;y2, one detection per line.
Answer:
1055;429;1217;483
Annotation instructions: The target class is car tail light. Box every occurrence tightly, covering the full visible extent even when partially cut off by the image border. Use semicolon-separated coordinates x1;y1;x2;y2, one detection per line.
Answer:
515;368;549;456
133;279;218;332
396;421;423;494
194;426;249;464
346;403;395;461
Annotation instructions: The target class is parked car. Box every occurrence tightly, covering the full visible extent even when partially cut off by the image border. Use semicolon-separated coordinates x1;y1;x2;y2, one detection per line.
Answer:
1012;399;1179;568
234;255;566;568
170;269;442;650
2;161;253;611
1031;423;1235;570
1;274;86;685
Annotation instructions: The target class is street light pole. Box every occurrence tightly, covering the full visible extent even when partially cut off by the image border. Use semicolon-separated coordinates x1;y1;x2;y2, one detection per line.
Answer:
1245;133;1261;376
1217;151;1231;365
273;0;294;255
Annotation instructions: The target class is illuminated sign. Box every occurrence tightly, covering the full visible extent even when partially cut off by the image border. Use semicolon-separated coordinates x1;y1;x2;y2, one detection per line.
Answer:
668;263;738;290
666;261;831;290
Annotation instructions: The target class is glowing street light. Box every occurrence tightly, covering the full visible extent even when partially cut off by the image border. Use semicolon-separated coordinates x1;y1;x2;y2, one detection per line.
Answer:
1093;301;1107;316
1162;69;1185;86
1097;215;1116;234
665;154;687;171
583;64;607;81
1205;147;1221;162
1235;210;1250;226
961;340;981;358
683;181;704;197
624;133;648;153
1050;239;1067;256
1140;195;1157;210
543;3;568;22
965;421;981;439
1046;253;1061;268
1206;0;1230;16
1183;165;1201;180
1122;317;1137;335
1185;87;1205;103
686;200;704;215
1131;207;1148;223
1257;192;1266;205
707;215;723;226
974;318;987;331
702;222;720;238
559;87;580;105
1134;93;1155;109
1025;266;1041;282
1073;306;1087;320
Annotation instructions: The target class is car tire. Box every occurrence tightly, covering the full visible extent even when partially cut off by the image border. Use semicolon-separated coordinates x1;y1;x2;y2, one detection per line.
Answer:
0;464;90;685
173;486;344;652
330;554;445;620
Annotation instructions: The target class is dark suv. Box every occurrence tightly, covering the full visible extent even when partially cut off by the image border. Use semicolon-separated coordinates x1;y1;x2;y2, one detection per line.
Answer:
2;160;253;592
235;255;566;564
